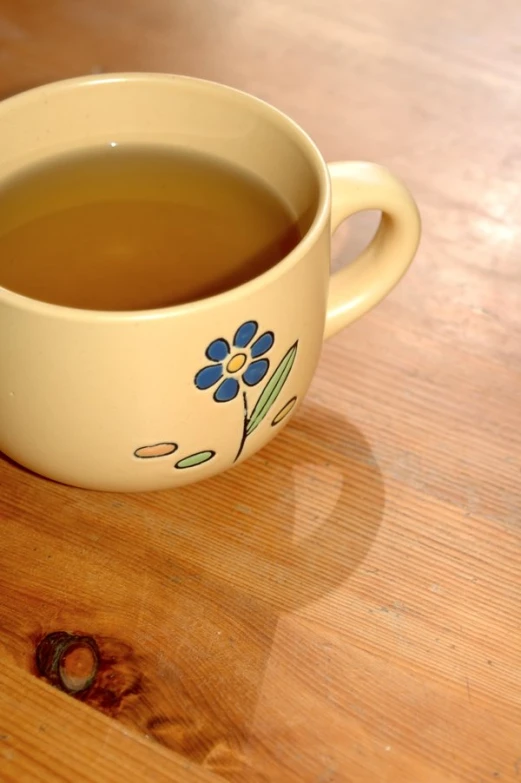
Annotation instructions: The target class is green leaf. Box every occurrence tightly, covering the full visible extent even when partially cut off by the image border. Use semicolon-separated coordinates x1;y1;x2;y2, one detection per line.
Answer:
246;341;298;436
175;450;215;469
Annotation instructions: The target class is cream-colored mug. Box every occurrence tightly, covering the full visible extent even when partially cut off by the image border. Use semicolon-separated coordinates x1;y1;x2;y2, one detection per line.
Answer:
0;73;420;492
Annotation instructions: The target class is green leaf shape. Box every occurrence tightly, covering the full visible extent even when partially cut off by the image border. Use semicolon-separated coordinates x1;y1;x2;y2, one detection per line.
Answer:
246;341;298;436
175;450;215;469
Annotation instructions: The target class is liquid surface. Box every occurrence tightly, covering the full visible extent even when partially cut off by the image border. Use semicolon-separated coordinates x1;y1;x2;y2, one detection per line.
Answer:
0;145;302;310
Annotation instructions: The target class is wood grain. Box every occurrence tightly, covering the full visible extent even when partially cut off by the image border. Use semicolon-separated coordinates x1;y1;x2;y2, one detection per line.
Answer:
1;0;521;781
0;663;222;783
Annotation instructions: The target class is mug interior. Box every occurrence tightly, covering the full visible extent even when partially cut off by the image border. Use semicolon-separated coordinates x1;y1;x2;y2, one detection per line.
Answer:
0;74;325;244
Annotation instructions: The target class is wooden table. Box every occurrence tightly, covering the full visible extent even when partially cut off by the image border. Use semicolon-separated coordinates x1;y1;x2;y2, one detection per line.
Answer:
1;1;521;781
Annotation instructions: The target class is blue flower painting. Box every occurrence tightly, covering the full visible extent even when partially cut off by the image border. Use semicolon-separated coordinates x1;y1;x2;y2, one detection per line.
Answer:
195;320;274;402
135;318;298;467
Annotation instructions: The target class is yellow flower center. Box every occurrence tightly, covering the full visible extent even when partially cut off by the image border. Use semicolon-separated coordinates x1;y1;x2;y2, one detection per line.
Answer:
226;353;247;373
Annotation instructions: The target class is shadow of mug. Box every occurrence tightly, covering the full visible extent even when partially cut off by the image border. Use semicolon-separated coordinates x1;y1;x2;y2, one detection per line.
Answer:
99;401;385;779
0;401;384;781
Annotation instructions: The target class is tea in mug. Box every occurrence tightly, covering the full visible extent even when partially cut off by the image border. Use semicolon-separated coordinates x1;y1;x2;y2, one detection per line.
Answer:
0;144;302;310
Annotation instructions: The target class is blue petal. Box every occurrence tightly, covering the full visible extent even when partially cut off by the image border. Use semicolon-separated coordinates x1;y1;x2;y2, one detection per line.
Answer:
250;331;274;358
243;358;269;386
195;364;223;390
234;320;258;348
206;338;230;362
214;377;240;402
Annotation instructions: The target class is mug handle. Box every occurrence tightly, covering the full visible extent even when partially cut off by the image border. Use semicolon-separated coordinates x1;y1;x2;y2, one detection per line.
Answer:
324;161;421;340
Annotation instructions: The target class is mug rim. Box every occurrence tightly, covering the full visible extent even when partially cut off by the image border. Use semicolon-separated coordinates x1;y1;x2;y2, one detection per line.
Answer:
0;72;331;322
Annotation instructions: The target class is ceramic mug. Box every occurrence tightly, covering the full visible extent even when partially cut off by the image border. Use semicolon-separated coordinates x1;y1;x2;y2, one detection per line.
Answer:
0;73;420;492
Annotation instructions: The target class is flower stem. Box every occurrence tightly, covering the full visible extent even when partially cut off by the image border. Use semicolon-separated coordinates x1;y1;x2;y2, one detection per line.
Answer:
234;391;249;462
